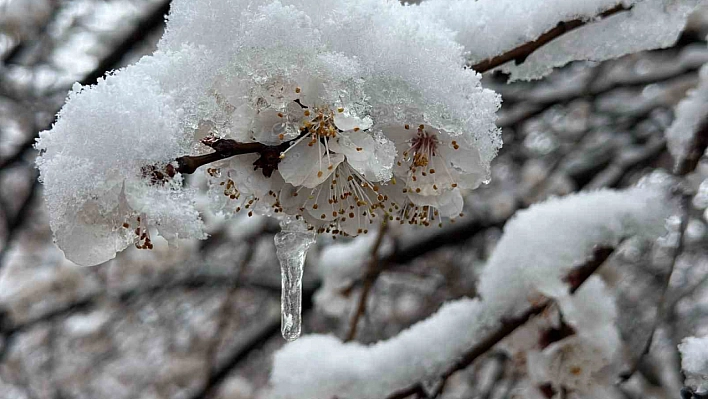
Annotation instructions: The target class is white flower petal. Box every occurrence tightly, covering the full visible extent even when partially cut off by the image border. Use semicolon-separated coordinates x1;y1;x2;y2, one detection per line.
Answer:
333;112;373;132
330;130;395;182
279;141;322;187
406;188;463;218
302;152;345;188
251;108;297;144
329;131;372;162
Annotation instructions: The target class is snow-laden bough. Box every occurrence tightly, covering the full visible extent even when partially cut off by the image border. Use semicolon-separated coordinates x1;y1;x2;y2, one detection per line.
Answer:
417;0;702;81
35;0;501;339
270;187;673;398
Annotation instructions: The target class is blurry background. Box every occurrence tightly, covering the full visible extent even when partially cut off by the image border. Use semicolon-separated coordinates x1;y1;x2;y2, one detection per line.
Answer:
2;1;708;398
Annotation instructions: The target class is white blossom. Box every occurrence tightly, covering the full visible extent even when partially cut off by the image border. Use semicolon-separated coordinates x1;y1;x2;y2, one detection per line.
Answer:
527;278;621;393
36;0;503;266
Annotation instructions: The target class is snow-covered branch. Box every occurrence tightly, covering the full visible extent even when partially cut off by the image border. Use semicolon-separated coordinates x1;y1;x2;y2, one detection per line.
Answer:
387;247;615;399
270;187;672;399
470;3;632;73
419;0;701;80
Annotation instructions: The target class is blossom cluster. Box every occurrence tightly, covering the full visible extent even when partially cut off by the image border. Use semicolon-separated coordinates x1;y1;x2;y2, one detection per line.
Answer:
36;0;502;266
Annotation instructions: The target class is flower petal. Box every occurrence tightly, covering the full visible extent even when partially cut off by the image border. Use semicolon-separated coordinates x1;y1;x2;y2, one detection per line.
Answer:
279;140;322;187
301;152;345;188
333;112;373;132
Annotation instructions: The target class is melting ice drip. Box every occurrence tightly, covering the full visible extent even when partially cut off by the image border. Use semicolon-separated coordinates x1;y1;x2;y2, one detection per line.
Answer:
274;218;316;341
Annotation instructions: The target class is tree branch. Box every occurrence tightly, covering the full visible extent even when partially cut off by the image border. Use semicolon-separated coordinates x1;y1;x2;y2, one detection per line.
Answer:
472;4;633;73
204;234;259;377
386;246;616;399
171;138;289;177
345;223;389;342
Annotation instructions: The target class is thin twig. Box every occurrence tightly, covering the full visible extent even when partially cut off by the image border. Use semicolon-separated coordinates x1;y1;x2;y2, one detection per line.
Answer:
472;4;632;73
204;234;259;375
585;138;667;190
0;174;39;268
345;223;389;342
386;246;615;399
188;282;321;399
619;195;690;382
174;139;288;176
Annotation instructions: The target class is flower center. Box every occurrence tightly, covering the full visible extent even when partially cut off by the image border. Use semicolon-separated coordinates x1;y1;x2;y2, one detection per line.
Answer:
133;213;153;249
405;125;439;168
302;106;339;140
285;162;386;236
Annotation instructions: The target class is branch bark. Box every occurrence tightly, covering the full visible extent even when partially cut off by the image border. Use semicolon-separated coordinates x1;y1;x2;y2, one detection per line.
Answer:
173;139;289;176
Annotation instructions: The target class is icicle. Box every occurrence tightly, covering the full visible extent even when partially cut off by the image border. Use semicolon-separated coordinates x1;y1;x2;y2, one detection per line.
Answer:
274;217;316;341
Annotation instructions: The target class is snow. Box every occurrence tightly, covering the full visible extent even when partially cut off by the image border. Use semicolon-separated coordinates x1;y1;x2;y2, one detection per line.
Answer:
35;47;213;266
271;297;494;399
417;0;701;81
680;335;708;391
478;187;671;314
160;0;502;163
666;62;708;169
270;187;672;398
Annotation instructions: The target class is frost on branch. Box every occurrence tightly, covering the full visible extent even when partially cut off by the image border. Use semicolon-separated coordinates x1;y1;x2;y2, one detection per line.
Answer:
418;0;701;80
269;187;672;399
36;0;502;266
680;335;708;392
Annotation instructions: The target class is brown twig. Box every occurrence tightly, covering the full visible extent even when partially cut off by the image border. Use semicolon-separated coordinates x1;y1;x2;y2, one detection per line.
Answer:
472;4;632;73
173;139;289;177
202;234;259;393
345;223;389;342
386;246;615;399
